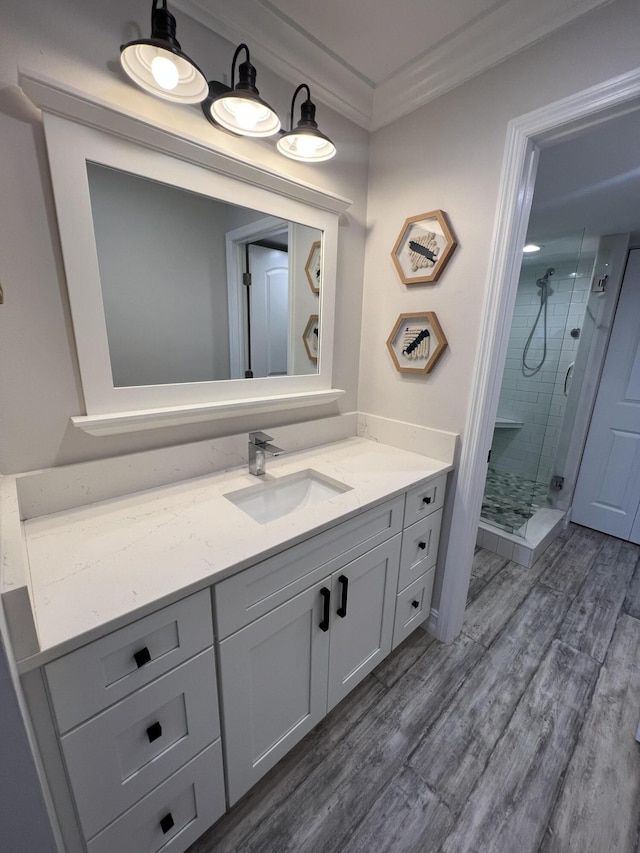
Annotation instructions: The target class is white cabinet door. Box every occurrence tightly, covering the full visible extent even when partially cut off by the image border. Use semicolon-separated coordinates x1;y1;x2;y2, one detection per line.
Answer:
572;249;640;542
218;579;330;805
327;536;401;711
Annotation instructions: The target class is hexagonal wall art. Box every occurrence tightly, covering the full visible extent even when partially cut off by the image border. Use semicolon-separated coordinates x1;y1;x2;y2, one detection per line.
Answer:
303;314;319;362
386;312;448;375
305;240;322;294
391;210;457;284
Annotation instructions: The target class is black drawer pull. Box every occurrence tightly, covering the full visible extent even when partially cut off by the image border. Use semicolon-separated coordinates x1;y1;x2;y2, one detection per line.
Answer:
411;600;420;609
418;541;427;550
319;587;330;632
337;575;349;618
146;721;162;743
160;813;174;834
133;646;151;668
422;496;432;505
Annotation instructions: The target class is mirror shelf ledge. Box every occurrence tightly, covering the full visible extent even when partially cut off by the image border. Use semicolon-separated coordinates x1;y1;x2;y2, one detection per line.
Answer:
71;389;346;437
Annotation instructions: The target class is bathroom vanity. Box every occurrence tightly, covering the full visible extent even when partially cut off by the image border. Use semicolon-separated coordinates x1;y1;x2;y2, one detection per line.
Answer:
0;76;456;852
2;436;452;853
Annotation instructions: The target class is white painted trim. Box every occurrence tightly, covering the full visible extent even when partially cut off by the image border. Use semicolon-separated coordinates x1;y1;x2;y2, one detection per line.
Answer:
70;389;346;436
371;0;611;129
20;72;353;215
175;0;610;131
438;67;640;644
173;0;375;130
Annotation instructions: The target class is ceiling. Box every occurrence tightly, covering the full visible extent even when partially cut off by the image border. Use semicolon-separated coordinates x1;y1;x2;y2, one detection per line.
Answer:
175;0;610;129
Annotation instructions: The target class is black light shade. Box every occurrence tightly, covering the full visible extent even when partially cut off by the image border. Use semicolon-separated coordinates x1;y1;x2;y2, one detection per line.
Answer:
277;84;336;163
120;0;208;104
204;44;280;138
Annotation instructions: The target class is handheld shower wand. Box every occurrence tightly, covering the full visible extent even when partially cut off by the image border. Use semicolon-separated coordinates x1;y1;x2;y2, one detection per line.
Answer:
523;267;554;374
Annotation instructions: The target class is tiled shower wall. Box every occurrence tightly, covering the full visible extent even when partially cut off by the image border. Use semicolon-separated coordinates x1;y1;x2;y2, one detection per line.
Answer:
491;260;592;485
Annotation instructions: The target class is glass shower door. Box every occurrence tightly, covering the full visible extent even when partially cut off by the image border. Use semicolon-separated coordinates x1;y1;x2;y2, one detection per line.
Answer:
482;231;593;538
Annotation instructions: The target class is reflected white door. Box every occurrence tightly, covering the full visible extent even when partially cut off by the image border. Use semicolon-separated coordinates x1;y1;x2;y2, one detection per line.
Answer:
248;244;288;378
572;249;640;543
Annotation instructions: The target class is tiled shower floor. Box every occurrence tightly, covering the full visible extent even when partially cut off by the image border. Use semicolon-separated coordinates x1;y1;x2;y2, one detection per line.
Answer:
481;468;549;533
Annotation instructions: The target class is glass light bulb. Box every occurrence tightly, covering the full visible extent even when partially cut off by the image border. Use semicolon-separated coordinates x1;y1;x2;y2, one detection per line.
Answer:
226;98;269;131
151;55;179;91
294;135;325;157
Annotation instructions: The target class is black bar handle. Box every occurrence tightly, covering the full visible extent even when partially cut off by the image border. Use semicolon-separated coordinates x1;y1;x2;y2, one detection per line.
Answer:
319;587;330;632
418;541;427;550
146;721;162;743
133;646;151;668
337;575;349;618
160;813;174;834
422;495;432;506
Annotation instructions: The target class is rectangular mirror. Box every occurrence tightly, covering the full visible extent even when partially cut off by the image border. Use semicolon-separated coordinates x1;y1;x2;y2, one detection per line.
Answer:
40;108;345;431
87;163;322;386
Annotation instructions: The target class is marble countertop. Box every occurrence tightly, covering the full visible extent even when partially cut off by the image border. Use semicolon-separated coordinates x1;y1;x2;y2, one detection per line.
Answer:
21;437;452;662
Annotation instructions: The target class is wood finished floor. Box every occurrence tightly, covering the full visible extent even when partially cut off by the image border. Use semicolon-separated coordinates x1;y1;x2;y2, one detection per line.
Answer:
189;524;640;853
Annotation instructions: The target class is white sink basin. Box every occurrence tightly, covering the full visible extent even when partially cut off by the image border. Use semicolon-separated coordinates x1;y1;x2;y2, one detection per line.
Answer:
225;469;352;524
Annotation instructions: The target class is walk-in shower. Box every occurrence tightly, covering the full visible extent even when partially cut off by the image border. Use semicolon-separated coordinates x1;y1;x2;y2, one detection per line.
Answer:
478;232;595;563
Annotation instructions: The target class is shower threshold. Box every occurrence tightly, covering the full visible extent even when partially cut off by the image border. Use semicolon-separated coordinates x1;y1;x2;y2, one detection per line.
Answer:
477;507;566;567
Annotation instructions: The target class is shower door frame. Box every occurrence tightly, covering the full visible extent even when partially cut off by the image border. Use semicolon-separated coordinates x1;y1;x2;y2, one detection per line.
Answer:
437;67;640;644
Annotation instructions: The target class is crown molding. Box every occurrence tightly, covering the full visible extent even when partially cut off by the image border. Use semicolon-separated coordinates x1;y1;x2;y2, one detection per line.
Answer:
371;0;613;129
173;0;374;129
174;0;611;132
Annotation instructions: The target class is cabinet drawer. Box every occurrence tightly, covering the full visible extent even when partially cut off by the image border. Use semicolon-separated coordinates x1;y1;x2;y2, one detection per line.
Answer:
46;590;213;733
398;509;442;591
215;496;404;639
61;648;219;840
87;741;225;853
392;567;436;650
403;474;446;527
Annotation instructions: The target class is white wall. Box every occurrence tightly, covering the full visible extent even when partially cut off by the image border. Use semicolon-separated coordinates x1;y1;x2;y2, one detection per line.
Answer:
88;164;231;386
0;0;370;474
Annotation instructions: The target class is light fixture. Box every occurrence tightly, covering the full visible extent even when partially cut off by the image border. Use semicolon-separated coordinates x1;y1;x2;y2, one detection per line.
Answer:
522;243;542;253
277;84;336;163
203;44;280;138
120;0;208;103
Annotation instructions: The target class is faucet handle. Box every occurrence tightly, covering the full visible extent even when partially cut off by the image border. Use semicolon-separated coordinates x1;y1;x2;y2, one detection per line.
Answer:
249;431;273;446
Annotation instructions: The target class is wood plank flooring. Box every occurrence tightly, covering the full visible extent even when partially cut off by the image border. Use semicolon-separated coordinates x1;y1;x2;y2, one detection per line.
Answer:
188;524;640;853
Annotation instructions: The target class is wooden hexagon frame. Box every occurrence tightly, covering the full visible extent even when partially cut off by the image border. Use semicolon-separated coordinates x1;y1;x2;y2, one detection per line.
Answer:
391;210;457;285
386;311;448;375
305;240;322;294
303;314;319;362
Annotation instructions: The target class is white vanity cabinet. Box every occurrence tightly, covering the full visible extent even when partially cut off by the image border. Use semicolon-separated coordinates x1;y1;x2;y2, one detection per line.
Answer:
43;590;225;853
392;475;446;649
214;491;431;805
24;467;448;851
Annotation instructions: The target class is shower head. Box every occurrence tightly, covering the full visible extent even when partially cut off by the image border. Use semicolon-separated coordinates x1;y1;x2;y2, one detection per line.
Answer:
536;267;555;287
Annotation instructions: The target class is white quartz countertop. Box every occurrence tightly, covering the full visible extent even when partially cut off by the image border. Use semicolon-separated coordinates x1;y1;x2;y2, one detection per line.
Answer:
22;438;452;660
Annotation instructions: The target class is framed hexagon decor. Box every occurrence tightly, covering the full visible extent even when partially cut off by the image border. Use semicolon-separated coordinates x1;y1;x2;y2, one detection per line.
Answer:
391;210;457;284
303;314;319;362
305;240;322;294
386;312;448;375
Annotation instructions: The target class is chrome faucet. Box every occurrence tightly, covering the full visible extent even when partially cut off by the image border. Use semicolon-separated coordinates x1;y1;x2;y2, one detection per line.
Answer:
248;431;283;475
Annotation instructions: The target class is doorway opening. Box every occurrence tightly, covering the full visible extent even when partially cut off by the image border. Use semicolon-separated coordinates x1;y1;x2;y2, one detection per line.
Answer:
439;68;640;644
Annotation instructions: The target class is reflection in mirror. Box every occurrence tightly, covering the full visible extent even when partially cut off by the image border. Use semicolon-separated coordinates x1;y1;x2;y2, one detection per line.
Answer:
86;163;322;388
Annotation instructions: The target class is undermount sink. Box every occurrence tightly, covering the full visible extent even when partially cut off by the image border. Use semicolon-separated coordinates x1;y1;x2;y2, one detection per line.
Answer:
225;469;352;524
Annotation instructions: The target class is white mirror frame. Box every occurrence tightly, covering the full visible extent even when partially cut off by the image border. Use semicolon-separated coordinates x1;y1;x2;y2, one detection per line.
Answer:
23;73;350;435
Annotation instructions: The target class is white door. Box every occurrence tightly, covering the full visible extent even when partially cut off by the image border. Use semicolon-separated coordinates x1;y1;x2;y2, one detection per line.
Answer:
572;249;640;543
248;244;288;377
